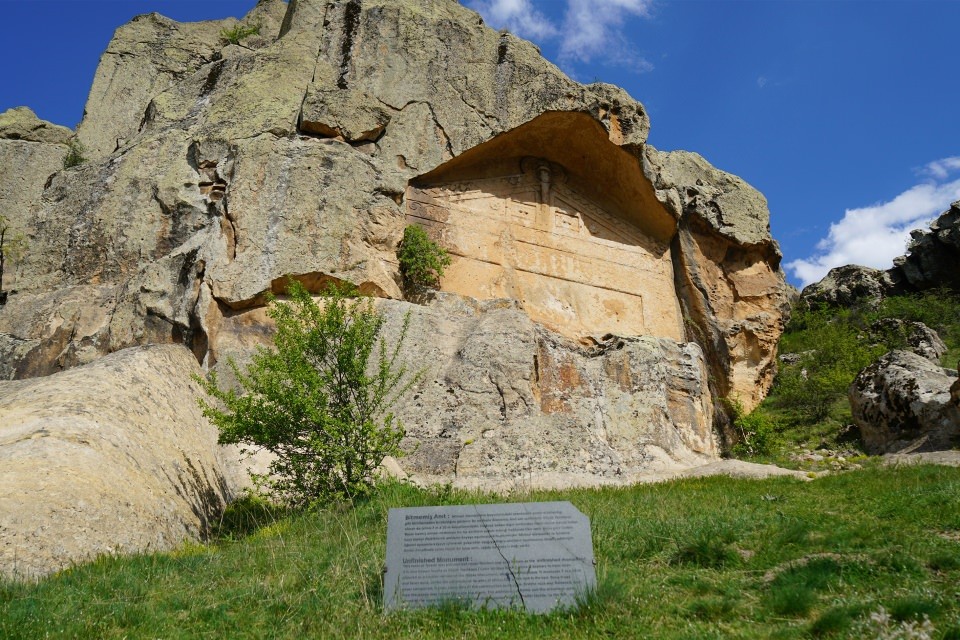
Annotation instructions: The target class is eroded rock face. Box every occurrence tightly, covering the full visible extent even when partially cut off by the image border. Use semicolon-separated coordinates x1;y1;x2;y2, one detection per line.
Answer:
0;107;71;296
644;148;791;411
2;0;786;480
406;113;682;341
850;350;960;454
0;345;239;579
214;293;717;491
891;201;960;292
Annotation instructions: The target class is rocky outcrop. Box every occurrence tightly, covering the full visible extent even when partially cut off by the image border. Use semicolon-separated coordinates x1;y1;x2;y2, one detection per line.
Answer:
803;201;960;307
849;350;960;454
1;0;787;417
890;201;960;292
0;107;71;296
0;345;238;580
215;292;718;491
644;148;792;411
868;318;947;364
801;265;895;308
76;0;288;160
1;0;789;509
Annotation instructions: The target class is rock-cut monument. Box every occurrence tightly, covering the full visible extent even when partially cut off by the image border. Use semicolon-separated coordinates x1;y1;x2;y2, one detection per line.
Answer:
0;0;791;578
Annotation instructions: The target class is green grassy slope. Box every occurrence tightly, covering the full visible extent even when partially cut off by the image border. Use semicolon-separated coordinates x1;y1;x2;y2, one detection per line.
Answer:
4;466;960;639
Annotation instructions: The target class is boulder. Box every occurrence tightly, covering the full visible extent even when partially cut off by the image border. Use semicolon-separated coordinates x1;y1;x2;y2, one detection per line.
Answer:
869;318;947;364
849;350;960;454
0;345;241;580
800;264;895;308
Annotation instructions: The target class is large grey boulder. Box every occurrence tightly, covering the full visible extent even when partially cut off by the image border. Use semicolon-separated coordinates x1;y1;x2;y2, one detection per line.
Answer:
0;345;239;580
800;264;896;308
850;350;960;454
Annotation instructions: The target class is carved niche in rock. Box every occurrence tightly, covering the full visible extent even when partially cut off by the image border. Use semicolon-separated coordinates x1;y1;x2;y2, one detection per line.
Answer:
406;153;683;341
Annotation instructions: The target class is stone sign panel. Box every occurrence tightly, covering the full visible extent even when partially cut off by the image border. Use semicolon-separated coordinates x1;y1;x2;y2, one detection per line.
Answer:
406;157;684;341
383;501;596;613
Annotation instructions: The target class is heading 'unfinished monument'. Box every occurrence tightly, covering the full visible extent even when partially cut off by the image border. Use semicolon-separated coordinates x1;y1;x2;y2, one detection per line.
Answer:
0;0;790;577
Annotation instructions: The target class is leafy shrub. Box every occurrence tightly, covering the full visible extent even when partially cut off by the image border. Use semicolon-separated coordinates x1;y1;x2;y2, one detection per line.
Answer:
725;398;779;456
397;224;451;291
773;307;885;422
220;22;261;45
195;280;416;508
62;138;85;168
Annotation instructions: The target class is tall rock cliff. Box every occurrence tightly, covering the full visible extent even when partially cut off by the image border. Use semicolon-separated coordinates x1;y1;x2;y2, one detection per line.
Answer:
0;0;790;571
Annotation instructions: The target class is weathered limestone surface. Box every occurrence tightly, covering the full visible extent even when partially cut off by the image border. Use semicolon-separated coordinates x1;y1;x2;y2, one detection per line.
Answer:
644;147;791;411
76;0;288;160
0;108;71;294
216;293;717;490
1;0;788;511
850;350;960;454
801;265;896;308
0;345;239;580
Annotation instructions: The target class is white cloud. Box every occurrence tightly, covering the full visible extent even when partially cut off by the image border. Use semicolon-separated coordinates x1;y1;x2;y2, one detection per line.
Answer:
558;0;655;67
786;161;960;287
468;0;558;40
469;0;655;73
757;76;768;88
921;156;960;180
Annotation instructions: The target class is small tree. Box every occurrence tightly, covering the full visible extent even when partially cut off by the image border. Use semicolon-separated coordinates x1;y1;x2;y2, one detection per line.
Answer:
195;280;415;508
0;214;27;303
397;224;451;291
62;139;86;169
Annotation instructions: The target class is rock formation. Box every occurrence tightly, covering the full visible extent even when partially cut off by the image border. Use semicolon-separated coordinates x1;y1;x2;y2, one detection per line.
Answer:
800;265;896;308
890;201;960;292
801;201;960;307
0;345;237;580
0;0;791;575
868;318;947;364
850;350;960;454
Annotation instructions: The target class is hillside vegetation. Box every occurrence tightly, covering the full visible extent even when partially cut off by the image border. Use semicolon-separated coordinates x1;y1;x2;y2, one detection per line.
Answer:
730;289;960;469
3;466;960;639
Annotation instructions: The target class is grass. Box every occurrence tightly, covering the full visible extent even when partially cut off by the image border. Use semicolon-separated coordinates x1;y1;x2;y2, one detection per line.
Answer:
3;464;960;639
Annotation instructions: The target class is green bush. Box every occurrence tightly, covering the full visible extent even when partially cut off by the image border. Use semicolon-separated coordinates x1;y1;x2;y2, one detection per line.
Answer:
773;307;885;422
725;398;779;456
62;138;85;169
219;22;261;45
195;280;415;508
397;224;451;291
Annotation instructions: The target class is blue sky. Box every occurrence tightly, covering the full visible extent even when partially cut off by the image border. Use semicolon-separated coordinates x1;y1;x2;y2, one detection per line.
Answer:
2;0;958;288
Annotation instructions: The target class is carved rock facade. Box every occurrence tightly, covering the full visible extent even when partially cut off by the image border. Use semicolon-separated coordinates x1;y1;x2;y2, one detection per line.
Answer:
0;0;791;572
